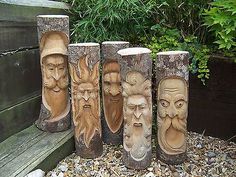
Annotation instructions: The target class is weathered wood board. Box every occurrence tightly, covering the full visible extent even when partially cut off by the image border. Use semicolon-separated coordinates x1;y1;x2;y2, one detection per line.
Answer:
0;125;74;177
0;49;41;111
0;95;41;142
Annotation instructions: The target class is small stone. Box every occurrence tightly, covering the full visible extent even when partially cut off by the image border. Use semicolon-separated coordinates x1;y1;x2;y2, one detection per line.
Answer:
207;151;216;158
147;167;153;171
58;163;68;172
26;169;45;177
145;172;155;177
196;143;203;149
58;172;64;177
172;171;180;177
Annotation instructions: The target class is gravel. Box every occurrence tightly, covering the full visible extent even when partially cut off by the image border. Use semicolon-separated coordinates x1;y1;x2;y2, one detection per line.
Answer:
46;132;236;177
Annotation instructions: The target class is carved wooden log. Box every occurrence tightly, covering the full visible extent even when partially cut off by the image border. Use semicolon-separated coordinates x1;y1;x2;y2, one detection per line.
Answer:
68;43;103;158
35;15;71;132
117;47;152;169
101;41;129;145
156;51;189;164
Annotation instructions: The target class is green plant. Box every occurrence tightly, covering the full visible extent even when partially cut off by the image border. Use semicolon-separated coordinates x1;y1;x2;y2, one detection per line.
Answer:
203;0;236;52
64;0;156;43
149;0;212;43
140;25;210;84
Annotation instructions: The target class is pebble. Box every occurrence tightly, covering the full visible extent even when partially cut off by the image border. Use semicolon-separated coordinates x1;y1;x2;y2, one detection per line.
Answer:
45;132;236;177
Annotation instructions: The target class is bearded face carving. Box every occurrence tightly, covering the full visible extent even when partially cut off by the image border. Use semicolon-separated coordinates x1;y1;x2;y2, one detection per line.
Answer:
157;77;188;155
42;54;69;119
123;71;152;161
103;61;123;133
70;56;100;148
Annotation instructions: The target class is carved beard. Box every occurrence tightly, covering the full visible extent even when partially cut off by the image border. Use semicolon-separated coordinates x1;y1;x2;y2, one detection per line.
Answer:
43;76;69;119
124;114;152;161
104;93;123;133
74;97;100;148
158;115;187;155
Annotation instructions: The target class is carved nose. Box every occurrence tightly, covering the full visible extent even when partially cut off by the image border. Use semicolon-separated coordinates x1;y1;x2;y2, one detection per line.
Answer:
53;69;60;81
167;104;177;118
134;108;142;119
83;91;89;101
109;85;120;96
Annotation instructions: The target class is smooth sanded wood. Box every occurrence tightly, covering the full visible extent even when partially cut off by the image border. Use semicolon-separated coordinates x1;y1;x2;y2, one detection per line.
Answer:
101;41;129;145
118;47;152;170
0;125;73;177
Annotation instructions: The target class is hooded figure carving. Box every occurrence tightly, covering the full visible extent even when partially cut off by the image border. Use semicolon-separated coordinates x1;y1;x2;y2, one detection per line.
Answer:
70;55;100;148
36;31;70;132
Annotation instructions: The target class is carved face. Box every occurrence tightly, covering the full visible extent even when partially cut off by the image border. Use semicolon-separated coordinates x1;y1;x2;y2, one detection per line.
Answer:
70;56;100;148
43;54;68;92
122;71;152;161
157;78;188;154
42;54;69;119
103;61;123;133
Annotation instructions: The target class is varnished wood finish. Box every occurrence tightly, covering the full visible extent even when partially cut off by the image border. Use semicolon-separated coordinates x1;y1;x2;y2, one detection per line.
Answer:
101;41;129;145
68;43;102;158
156;51;189;164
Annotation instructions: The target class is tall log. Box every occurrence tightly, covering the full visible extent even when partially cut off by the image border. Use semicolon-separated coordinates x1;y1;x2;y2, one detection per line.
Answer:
35;15;70;132
101;41;129;145
117;47;152;169
68;43;103;158
156;51;189;164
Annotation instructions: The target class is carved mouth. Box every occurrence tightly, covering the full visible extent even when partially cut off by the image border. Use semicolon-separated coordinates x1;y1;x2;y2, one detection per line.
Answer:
53;86;60;92
133;123;142;127
83;105;91;109
110;97;120;102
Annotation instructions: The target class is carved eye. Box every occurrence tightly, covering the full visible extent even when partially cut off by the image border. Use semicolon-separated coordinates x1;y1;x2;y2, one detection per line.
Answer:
175;100;185;108
104;81;111;86
160;99;169;107
128;105;135;110
59;67;64;70
48;67;54;71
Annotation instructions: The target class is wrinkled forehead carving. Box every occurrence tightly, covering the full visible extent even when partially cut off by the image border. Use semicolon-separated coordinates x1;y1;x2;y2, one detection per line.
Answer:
158;77;188;100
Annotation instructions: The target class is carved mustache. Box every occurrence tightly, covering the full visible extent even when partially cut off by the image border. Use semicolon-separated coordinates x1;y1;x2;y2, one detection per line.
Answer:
44;76;68;90
160;116;186;134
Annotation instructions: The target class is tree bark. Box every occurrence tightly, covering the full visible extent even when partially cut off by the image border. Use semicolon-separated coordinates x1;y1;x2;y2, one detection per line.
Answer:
68;43;103;158
35;15;70;132
118;47;152;169
156;51;189;164
101;41;129;145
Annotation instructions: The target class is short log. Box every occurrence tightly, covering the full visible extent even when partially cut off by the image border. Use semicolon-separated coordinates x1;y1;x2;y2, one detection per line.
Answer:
156;51;189;164
68;43;103;158
101;41;129;145
35;15;70;132
117;47;152;169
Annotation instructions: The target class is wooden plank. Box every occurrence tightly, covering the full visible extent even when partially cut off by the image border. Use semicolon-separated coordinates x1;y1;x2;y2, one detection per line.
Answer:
0;49;41;111
0;0;69;9
0;125;46;167
188;57;236;141
0;95;41;142
0;22;38;52
0;2;68;23
0;127;73;177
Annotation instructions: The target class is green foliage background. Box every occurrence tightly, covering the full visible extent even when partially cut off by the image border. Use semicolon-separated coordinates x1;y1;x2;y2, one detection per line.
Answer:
63;0;235;84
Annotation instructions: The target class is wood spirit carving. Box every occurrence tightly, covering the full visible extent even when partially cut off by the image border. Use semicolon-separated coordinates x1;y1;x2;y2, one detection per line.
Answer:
156;51;189;164
68;43;102;158
101;41;129;145
36;15;70;132
118;48;152;169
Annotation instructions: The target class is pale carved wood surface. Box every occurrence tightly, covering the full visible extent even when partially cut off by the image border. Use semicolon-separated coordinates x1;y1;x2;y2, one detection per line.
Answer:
117;47;152;169
68;43;103;158
101;41;129;145
35;15;71;132
156;51;189;165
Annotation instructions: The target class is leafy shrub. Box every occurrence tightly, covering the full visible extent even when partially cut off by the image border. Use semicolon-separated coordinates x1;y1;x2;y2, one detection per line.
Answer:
140;25;210;84
203;0;236;52
149;0;212;43
64;0;156;43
